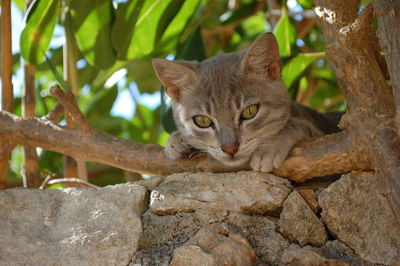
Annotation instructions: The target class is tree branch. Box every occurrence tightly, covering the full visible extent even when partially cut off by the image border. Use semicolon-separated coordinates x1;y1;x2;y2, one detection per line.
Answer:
0;110;371;182
50;85;94;135
274;130;371;182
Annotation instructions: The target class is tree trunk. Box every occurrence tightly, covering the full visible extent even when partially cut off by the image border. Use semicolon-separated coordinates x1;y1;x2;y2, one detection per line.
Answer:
0;0;13;188
315;0;400;223
22;64;41;187
373;0;400;137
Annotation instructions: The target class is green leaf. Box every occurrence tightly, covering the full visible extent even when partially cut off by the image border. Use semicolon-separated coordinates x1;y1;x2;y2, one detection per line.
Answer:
155;0;185;44
36;47;63;71
156;0;201;53
69;0;116;69
360;0;371;6
175;26;206;61
297;0;313;9
20;0;60;65
43;53;71;91
126;59;161;93
241;11;269;37
282;52;324;88
91;116;124;135
273;7;296;57
124;0;172;59
77;63;100;89
12;0;26;11
136;104;154;128
111;0;145;60
85;85;118;118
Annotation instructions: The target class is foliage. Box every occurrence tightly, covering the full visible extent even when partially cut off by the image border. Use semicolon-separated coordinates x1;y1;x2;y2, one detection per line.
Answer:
8;0;346;186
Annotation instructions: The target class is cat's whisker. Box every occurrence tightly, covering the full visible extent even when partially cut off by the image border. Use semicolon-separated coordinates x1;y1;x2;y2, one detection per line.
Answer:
188;150;208;158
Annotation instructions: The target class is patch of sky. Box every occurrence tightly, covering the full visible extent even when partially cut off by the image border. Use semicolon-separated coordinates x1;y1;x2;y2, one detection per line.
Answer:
113;0;129;3
76;59;87;70
111;81;161;119
49;24;65;49
81;84;91;96
111;88;135;119
296;39;305;47
287;0;304;21
11;3;24;54
316;59;325;67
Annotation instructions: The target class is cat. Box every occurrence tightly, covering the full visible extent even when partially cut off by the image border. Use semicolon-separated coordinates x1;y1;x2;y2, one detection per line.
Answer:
152;33;342;172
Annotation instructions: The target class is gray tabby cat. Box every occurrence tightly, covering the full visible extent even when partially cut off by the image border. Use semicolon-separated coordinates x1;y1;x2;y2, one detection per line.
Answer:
152;33;341;172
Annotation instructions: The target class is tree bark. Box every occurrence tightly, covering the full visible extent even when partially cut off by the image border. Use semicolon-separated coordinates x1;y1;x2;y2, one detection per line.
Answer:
315;0;400;223
22;64;41;187
0;110;371;182
0;0;13;188
373;0;400;137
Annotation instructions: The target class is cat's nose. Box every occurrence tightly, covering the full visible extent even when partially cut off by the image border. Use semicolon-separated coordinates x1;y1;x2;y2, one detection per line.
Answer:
221;143;240;156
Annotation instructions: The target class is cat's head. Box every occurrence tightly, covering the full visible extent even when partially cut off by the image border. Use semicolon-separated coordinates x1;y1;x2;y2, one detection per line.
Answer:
153;33;290;166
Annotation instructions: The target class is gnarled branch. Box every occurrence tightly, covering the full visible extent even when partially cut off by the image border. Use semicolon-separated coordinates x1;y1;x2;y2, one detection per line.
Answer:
0;109;370;182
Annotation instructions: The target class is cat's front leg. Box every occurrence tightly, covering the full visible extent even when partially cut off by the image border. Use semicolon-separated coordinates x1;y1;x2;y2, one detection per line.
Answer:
250;121;323;173
164;131;192;160
249;122;312;172
249;137;298;173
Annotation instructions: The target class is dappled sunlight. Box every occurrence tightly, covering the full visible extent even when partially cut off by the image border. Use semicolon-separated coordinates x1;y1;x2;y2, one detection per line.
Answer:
314;6;336;24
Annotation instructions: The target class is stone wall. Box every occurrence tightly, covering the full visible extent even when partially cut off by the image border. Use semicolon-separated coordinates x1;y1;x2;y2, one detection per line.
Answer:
0;171;399;265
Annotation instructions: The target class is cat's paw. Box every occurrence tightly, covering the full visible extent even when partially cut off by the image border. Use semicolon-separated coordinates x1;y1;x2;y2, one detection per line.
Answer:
249;147;289;173
164;132;191;160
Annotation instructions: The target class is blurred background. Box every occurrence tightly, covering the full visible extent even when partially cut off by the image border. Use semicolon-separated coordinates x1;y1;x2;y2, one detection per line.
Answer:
1;0;357;188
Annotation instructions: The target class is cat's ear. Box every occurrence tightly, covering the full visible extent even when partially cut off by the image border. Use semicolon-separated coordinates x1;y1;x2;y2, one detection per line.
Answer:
152;59;196;101
241;33;282;80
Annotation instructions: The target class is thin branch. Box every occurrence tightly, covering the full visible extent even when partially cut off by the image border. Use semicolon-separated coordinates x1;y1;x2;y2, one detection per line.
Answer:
43;103;65;123
266;9;316;19
50;85;94;135
39;172;56;189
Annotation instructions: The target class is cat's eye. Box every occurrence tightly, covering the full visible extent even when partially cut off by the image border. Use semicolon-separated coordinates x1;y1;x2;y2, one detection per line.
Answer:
240;104;259;120
193;115;213;128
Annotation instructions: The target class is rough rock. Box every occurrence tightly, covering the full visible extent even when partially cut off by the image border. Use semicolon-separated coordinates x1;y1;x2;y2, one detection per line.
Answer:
169;224;259;266
319;240;379;266
0;184;148;266
149;171;292;215
319;172;400;265
135;209;229;265
278;190;327;246
225;212;291;264
135;201;373;265
280;245;349;266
